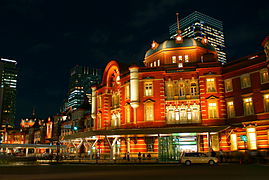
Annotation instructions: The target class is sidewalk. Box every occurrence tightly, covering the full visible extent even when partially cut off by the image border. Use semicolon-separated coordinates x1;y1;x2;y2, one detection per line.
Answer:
37;159;180;164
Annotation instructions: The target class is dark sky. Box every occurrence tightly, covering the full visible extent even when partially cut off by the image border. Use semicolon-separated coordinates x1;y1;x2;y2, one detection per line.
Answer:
0;0;268;123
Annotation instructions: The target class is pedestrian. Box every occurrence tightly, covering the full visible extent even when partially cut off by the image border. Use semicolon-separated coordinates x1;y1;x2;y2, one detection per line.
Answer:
127;152;130;161
142;153;145;160
147;153;151;160
211;149;216;157
138;152;141;162
219;150;224;163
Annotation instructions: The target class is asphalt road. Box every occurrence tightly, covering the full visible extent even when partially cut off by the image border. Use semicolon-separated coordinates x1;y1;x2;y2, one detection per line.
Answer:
0;163;269;180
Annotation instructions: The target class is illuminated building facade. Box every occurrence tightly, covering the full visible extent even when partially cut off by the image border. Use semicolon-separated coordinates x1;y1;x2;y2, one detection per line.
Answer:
0;58;18;128
221;36;269;151
62;33;230;161
169;11;226;64
60;23;269;161
66;65;101;110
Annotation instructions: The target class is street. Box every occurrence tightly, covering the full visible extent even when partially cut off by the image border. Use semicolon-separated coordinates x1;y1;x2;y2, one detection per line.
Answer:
0;163;269;180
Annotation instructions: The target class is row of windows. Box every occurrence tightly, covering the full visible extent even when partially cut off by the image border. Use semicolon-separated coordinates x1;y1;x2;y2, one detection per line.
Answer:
149;60;161;67
225;69;269;92
227;94;269;118
165;79;199;99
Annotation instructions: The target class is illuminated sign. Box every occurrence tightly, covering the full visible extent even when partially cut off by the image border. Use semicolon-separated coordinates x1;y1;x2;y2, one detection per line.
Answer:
240;135;247;142
172;133;197;136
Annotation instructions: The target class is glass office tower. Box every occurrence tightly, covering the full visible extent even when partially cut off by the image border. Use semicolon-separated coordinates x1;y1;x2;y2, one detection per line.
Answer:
66;65;101;110
0;58;18;128
169;11;226;64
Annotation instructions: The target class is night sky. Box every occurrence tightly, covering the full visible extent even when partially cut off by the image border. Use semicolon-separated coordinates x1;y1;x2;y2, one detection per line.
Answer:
0;0;268;124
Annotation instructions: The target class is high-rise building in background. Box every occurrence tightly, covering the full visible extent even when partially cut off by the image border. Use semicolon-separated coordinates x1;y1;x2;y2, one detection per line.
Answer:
169;11;226;64
65;65;101;110
0;58;18;128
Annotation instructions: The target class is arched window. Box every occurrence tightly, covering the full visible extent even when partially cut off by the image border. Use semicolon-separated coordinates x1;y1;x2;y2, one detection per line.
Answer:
191;104;200;123
165;80;174;100
125;104;131;123
179;82;185;97
111;112;121;127
180;105;187;122
97;112;102;129
112;91;120;108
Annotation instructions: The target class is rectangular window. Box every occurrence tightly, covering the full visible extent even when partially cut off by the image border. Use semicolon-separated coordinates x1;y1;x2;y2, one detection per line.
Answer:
260;69;269;84
125;84;130;100
145;103;154;121
150;63;153;67
247;127;257;150
208;102;218;118
184;55;189;62
125;106;130;123
243;97;254;116
157;59;160;66
240;74;251;89
98;96;102;108
172;56;176;63
230;134;238;151
264;94;269;112
144;82;153;96
227;101;235;118
178;63;183;68
178;56;183;61
225;79;233;92
206;78;217;92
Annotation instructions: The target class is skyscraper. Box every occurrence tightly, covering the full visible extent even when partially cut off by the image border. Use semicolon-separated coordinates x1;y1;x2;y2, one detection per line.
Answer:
169;11;226;64
0;58;18;128
66;65;101;110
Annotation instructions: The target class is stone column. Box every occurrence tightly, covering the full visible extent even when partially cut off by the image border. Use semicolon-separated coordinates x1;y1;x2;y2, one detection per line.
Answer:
129;66;139;124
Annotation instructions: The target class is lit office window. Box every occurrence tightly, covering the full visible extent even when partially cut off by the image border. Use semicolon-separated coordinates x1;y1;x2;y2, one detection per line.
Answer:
227;101;235;118
185;55;189;62
144;82;153;96
225;79;233;92
150;63;153;67
247;127;257;150
206;78;217;92
172;56;176;63
240;74;251;89
178;56;183;61
230;134;238;151
157;59;160;66
243;98;254;116
260;69;269;84
154;61;156;67
208;102;218;118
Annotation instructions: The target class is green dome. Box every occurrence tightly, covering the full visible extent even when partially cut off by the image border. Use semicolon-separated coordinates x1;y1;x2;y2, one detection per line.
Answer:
145;38;216;58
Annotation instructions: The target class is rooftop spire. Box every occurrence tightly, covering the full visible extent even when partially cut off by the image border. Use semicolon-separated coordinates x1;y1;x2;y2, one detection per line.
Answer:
175;12;183;44
176;12;181;35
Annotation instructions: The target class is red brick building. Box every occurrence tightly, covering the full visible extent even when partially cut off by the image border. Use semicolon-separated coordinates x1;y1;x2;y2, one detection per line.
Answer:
61;29;269;161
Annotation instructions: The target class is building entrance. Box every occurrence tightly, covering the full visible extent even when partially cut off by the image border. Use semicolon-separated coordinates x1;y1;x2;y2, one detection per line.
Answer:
158;133;197;161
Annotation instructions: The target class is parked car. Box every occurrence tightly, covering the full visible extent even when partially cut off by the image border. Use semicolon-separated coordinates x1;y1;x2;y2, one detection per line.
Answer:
180;152;218;165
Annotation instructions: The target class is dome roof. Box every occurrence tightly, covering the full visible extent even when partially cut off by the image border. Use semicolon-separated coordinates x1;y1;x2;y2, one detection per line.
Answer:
145;38;216;58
